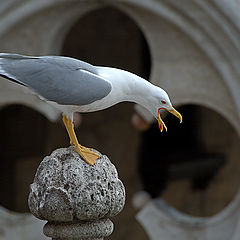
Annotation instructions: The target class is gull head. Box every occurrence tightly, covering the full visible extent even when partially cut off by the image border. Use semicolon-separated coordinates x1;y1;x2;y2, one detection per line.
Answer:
150;87;182;132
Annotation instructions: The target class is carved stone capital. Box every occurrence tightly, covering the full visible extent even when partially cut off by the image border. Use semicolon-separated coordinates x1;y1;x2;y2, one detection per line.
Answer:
28;147;125;239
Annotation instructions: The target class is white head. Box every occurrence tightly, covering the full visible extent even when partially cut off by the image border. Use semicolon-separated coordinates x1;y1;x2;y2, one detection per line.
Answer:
114;69;182;131
146;86;182;132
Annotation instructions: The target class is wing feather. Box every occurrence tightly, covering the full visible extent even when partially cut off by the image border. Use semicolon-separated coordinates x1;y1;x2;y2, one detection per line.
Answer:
0;54;112;105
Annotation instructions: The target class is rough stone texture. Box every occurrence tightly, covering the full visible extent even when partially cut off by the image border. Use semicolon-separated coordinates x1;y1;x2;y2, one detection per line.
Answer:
28;147;125;239
28;147;125;221
43;219;113;240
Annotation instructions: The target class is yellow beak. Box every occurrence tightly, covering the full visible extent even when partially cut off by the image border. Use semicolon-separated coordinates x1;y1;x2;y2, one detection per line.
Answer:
157;107;182;132
167;107;183;123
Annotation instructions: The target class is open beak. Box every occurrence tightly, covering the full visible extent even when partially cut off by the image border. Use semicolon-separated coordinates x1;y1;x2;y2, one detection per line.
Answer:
157;107;182;132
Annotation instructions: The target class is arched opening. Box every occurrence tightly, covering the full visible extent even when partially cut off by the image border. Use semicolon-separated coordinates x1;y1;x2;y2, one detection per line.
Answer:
62;6;151;79
138;105;240;217
0;105;48;212
0;104;71;213
61;5;151;178
61;6;151;239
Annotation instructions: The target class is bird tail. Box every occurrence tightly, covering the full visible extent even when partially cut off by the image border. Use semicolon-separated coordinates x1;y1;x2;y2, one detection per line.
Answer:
0;53;27;86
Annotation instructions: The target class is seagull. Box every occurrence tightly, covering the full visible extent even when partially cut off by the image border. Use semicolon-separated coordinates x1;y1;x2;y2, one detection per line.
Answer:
0;53;182;165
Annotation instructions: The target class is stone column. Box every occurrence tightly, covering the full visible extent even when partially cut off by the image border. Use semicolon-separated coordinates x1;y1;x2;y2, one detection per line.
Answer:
28;147;125;240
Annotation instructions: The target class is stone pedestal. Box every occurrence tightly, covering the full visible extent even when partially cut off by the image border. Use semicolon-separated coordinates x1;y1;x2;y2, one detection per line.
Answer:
28;147;125;240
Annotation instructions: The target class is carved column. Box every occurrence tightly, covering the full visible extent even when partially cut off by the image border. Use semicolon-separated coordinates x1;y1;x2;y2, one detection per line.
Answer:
28;147;125;240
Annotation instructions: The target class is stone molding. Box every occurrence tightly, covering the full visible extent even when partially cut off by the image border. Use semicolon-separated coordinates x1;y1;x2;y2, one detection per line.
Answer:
137;197;240;240
0;0;239;131
28;147;125;239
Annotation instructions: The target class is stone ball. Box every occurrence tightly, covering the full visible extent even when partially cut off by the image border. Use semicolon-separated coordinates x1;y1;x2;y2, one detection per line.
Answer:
28;147;125;222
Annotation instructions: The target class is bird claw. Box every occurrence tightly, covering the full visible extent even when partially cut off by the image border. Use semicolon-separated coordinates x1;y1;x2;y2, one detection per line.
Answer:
74;145;100;165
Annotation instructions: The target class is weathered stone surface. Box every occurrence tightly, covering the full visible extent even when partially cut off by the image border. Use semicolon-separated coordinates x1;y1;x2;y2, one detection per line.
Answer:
43;219;113;240
28;147;125;222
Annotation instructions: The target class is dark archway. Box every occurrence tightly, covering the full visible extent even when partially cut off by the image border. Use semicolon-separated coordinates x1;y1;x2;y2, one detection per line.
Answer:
0;104;70;212
62;6;151;79
0;105;48;212
138;105;240;217
61;6;151;240
61;6;152;174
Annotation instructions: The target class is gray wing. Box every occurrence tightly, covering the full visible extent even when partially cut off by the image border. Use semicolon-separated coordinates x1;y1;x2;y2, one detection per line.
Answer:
0;53;112;105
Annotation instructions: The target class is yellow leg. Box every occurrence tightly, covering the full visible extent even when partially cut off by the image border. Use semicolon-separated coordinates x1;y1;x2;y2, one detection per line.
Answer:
62;115;100;165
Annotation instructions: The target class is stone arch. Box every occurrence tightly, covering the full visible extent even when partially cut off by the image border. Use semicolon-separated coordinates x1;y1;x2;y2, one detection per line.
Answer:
126;0;240;106
0;103;70;213
0;0;239;132
59;1;152;196
61;6;151;78
137;103;240;239
0;1;240;238
116;0;240;134
0;104;48;212
164;104;239;216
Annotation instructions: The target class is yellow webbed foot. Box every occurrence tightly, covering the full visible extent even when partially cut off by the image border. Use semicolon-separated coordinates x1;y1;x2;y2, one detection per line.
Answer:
75;145;100;166
62;114;100;165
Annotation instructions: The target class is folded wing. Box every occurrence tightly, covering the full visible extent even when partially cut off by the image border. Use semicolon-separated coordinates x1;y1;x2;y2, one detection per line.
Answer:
0;54;112;105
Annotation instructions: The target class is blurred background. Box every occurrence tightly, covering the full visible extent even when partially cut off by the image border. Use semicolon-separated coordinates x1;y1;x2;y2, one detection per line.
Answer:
0;0;240;239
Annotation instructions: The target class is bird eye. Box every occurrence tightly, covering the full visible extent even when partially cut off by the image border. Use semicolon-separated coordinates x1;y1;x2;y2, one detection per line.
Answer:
161;100;166;104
